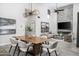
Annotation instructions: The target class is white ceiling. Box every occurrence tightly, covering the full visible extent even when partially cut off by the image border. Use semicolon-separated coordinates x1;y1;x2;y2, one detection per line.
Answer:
32;3;72;9
57;3;72;7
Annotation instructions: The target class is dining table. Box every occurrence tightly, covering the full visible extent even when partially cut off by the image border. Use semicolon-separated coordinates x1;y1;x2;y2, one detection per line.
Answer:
14;35;48;56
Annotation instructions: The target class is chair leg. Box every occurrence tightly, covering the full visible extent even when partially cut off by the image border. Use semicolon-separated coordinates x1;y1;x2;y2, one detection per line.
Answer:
17;46;19;51
40;46;42;56
47;48;50;56
27;46;30;52
25;46;30;56
13;43;18;56
9;45;12;53
55;50;58;56
25;51;28;56
17;49;21;56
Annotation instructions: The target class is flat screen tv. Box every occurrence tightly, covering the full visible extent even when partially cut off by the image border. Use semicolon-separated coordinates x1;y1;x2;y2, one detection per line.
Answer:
58;22;71;30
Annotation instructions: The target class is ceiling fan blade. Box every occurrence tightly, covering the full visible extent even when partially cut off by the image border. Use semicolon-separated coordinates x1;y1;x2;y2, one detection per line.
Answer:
54;9;64;13
57;9;64;11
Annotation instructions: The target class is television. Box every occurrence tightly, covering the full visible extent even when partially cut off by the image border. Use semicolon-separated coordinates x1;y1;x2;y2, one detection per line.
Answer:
58;22;71;30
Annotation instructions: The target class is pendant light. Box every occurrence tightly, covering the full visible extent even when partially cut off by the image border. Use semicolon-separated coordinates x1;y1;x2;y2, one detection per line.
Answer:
24;3;40;17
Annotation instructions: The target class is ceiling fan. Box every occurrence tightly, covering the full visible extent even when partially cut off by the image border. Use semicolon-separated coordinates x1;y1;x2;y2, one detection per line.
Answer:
54;3;64;14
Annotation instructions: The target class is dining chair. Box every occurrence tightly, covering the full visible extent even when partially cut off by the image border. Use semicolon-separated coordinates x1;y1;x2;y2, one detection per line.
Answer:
17;40;32;56
9;38;18;56
41;41;58;56
40;35;48;44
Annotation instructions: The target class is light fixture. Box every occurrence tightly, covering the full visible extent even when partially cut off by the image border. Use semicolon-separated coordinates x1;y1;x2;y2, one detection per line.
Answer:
48;9;51;15
54;3;64;14
24;3;40;17
47;9;50;19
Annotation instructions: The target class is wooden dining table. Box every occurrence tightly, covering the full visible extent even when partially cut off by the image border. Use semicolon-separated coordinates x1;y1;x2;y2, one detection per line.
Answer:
14;35;48;56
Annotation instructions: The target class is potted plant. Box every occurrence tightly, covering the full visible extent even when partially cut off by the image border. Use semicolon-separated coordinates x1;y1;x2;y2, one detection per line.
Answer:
25;26;32;35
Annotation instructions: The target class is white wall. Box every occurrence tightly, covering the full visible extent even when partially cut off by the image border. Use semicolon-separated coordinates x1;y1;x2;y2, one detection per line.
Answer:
49;13;57;34
0;3;28;45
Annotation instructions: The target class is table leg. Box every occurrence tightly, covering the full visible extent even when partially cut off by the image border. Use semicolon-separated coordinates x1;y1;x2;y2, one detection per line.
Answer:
28;43;42;56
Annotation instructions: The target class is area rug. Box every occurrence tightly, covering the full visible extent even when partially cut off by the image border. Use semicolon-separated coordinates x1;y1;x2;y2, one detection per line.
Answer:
0;48;10;56
0;48;7;53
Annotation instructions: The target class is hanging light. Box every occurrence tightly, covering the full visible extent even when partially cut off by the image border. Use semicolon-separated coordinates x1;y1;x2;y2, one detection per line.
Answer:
24;3;40;17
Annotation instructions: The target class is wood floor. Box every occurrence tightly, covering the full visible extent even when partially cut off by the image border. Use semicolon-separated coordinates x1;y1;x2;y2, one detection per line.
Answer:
0;40;79;56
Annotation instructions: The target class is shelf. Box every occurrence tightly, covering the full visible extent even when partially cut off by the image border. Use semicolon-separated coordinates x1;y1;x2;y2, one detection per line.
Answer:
58;29;72;32
57;20;72;23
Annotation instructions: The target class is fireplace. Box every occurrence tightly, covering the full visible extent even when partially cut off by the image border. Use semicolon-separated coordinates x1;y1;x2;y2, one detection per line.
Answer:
58;22;71;30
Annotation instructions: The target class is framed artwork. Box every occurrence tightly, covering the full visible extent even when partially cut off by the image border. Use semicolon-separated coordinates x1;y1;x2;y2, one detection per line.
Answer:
0;17;16;35
0;29;16;35
41;22;49;33
0;17;16;26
